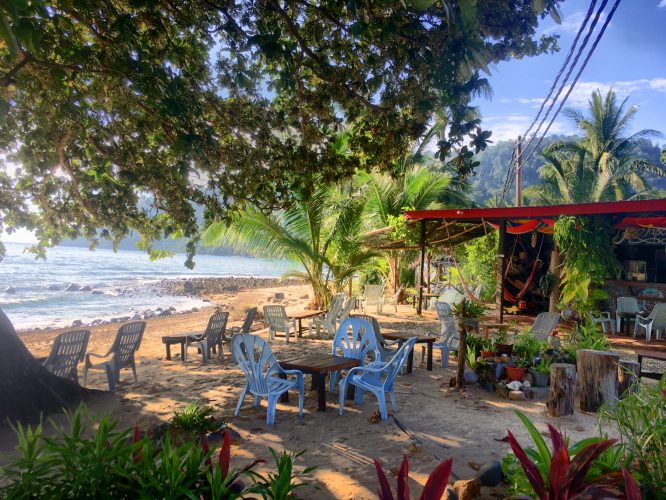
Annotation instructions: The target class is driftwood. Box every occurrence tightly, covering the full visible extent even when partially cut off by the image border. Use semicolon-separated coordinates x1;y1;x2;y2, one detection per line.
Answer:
577;349;619;413
618;360;640;396
546;363;577;417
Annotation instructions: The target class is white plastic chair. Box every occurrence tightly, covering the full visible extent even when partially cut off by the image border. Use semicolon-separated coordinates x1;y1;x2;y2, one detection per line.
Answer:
329;317;381;393
362;284;385;314
83;322;145;391
338;337;418;421
425;301;458;368
351;314;401;362
529;312;560;341
43;330;90;383
589;311;615;335
634;303;666;342
309;295;344;337
232;334;304;425
263;305;297;343
615;297;640;334
336;296;355;329
184;312;229;363
385;286;403;313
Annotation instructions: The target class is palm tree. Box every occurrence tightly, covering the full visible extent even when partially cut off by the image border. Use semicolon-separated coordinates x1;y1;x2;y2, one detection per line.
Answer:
201;184;374;308
527;89;665;204
360;163;454;293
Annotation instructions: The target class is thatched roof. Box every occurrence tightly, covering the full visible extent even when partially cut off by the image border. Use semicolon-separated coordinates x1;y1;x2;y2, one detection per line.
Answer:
363;219;488;251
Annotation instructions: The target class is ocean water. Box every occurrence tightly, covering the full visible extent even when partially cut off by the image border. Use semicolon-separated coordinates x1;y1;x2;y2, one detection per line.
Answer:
0;243;291;331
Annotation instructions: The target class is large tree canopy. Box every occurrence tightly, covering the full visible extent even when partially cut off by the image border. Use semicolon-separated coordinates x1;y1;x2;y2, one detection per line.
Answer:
0;0;562;266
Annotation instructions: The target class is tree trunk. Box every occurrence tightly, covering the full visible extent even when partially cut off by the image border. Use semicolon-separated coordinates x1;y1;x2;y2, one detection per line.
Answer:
546;363;577;417
549;242;561;313
577;349;620;413
0;308;89;424
618;360;640;397
456;323;467;389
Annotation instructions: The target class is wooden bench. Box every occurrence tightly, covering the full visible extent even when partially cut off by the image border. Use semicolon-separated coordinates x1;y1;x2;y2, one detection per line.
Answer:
636;349;666;381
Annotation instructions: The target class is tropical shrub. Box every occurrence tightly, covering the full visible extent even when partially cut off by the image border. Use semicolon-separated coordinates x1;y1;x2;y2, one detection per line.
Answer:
0;406;311;499
247;448;315;500
170;401;223;435
561;320;611;363
374;455;453;500
451;232;498;301
504;411;640;499
599;377;666;499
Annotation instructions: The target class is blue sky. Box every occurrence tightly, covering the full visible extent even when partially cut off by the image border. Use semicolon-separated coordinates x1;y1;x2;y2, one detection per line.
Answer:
473;0;666;143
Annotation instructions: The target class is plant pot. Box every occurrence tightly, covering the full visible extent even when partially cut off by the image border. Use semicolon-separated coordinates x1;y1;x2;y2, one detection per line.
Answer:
496;343;514;356
481;350;495;359
529;370;549;387
505;366;527;382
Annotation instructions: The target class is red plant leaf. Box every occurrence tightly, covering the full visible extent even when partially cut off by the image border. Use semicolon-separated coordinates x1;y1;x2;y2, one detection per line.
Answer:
622;467;641;500
201;433;212;469
564;439;616;496
374;459;395;500
548;424;566;456
569;483;623;499
397;456;409;500
219;430;231;478
420;458;453;500
661;388;666;400
508;430;547;500
132;425;141;444
549;437;571;500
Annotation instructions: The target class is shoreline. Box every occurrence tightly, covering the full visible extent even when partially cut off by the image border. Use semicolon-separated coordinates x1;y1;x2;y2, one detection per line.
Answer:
14;276;305;335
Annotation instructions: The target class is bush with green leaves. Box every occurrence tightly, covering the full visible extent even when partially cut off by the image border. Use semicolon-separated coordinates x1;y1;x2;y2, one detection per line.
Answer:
451;232;498;301
599;377;666;499
561;320;611;363
170;401;223;435
0;406;313;499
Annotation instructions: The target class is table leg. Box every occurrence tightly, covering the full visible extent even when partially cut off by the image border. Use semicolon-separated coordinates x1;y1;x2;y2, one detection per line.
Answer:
165;343;172;361
406;349;414;374
180;342;185;361
346;384;356;400
625;317;631;337
313;373;326;411
637;354;643;380
427;343;433;371
298;319;303;338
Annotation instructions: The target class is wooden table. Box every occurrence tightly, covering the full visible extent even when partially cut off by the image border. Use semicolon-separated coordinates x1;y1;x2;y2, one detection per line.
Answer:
288;310;324;337
421;293;440;310
161;332;202;360
381;332;436;372
617;312;637;336
279;354;360;411
636;349;666;380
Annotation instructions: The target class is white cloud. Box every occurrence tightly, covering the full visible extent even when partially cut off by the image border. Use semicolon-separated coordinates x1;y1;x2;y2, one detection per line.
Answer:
659;0;666;8
561;78;666;107
482;115;573;141
542;10;606;36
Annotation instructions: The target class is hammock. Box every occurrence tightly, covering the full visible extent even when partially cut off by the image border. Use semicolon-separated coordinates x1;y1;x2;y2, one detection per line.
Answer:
499;232;545;304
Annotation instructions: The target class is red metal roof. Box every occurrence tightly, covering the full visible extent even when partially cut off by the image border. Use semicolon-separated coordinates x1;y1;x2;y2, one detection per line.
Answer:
404;199;666;221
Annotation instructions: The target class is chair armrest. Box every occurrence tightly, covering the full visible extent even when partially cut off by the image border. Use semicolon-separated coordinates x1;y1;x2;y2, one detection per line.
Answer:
383;339;401;347
635;314;652;323
281;368;303;377
86;351;111;361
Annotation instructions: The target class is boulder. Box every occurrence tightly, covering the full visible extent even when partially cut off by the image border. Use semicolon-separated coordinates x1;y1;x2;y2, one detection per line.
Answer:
46;284;60;291
453;478;481;500
522;372;534;385
299;294;309;300
274;292;285;301
64;283;80;291
90;290;103;295
71;319;83;327
158;309;172;317
183;280;194;293
3;286;17;294
509;390;526;401
79;285;93;292
474;461;502;487
463;370;478;384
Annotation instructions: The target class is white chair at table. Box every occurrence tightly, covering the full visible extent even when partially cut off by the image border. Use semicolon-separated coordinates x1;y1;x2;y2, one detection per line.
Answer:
336;295;355;329
263;305;297;343
385;286;404;313
589;310;615;335
615;297;640;334
308;295;344;337
422;301;458;368
362;284;385;314
634;302;666;342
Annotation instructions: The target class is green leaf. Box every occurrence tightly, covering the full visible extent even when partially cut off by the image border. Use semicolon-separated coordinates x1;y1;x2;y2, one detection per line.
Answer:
550;7;562;24
411;0;434;11
514;411;551;476
0;10;18;58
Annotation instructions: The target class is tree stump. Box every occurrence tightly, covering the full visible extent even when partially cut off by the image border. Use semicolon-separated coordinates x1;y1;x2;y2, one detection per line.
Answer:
618;360;640;396
546;363;577;417
577;349;620;413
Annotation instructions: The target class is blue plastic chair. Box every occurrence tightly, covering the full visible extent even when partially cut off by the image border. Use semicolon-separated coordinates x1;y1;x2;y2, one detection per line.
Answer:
338;337;418;421
232;334;304;425
329;317;381;393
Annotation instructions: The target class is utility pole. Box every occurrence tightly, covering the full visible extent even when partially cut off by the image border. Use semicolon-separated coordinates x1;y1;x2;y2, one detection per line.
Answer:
515;135;522;207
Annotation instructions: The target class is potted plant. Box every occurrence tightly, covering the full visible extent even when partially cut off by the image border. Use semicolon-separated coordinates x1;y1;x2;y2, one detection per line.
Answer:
495;326;514;356
505;357;530;382
451;299;486;389
529;357;551;387
480;337;495;359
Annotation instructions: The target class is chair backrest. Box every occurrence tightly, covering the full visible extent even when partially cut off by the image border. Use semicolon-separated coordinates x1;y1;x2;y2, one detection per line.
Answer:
440;287;464;305
434;301;458;341
263;305;288;328
240;307;257;333
204;312;229;346
530;312;560;340
434;301;453;321
472;284;482;299
232;334;279;396
111;322;146;367
648;302;666;329
350;314;385;345
616;297;640;314
332;317;380;363
327;295;344;319
337;297;355;321
44;330;91;380
382;336;418;385
364;285;384;305
331;293;347;307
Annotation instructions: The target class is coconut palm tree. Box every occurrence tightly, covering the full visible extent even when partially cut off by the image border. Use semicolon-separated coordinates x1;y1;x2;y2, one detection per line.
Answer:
527;89;665;204
201;184;375;308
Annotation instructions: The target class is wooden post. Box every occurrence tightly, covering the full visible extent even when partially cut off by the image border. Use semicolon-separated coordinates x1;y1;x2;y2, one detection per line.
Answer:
618;360;640;396
426;253;431;295
417;220;426;316
496;220;507;323
577;349;620;412
549;240;560;313
546;363;577;417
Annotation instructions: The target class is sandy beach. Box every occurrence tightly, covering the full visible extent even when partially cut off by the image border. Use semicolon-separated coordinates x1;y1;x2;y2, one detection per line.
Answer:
8;280;626;499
